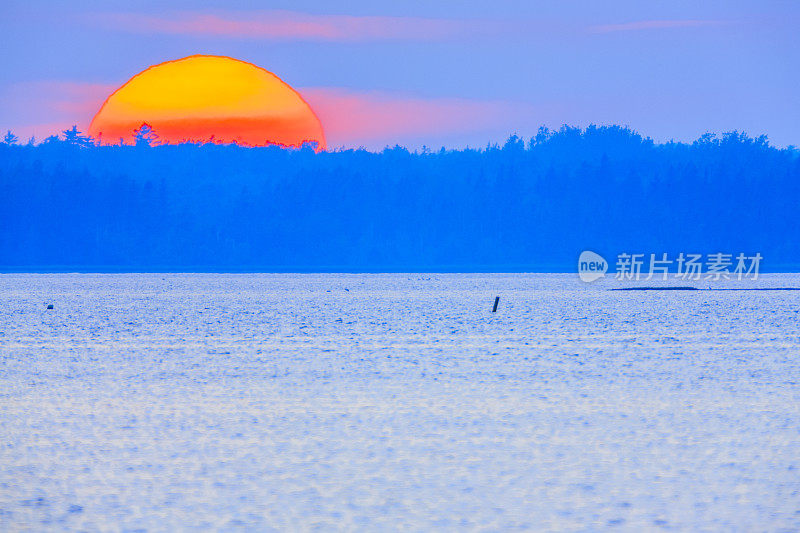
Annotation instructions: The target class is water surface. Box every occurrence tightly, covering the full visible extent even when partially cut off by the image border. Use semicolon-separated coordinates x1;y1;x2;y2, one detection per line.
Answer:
1;274;799;530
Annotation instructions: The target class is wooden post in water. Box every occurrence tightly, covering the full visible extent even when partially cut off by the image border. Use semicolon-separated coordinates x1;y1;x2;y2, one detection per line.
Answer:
492;296;500;313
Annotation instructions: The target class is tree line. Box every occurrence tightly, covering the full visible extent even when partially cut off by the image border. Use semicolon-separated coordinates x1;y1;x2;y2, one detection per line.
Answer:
1;125;798;271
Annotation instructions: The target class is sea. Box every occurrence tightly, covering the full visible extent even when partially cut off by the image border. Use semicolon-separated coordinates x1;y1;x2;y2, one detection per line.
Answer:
1;273;799;530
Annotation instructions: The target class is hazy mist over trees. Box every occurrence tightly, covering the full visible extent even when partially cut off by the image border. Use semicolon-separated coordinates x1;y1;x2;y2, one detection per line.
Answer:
1;125;798;271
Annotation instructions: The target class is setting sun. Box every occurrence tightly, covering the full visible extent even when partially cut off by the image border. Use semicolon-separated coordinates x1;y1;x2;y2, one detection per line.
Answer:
88;55;325;149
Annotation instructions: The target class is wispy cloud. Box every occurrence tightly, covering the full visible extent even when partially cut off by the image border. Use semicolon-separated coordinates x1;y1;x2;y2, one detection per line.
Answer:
89;10;484;42
88;10;729;43
590;19;728;34
299;87;539;149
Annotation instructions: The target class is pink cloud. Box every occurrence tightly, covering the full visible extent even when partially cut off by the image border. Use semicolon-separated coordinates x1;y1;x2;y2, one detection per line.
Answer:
1;81;540;150
591;19;728;33
299;87;539;149
89;10;482;41
34;81;115;116
0;81;115;140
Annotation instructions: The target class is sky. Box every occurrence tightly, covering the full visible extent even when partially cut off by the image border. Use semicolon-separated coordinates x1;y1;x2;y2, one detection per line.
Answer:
1;0;798;150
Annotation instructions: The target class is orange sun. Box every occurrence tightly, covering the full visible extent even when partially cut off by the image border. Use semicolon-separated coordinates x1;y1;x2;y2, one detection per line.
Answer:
89;55;326;149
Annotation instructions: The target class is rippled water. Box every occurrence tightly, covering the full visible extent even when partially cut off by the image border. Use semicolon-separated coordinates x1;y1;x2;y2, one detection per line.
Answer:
1;274;800;530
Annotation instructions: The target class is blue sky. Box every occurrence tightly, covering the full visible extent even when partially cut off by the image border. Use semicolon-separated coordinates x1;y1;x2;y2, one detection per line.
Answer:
1;0;798;149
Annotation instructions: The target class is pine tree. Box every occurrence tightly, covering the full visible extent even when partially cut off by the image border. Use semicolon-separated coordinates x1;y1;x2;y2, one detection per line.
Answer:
62;126;94;147
2;130;18;145
133;123;159;147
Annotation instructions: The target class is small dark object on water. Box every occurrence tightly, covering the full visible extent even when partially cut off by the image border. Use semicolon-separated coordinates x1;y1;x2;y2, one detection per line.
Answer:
492;296;500;313
46;304;54;309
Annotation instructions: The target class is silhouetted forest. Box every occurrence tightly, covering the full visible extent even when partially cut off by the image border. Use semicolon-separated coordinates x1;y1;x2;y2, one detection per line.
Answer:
1;125;798;271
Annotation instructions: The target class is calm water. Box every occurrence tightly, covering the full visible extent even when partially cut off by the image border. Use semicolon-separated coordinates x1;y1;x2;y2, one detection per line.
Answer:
1;274;799;531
